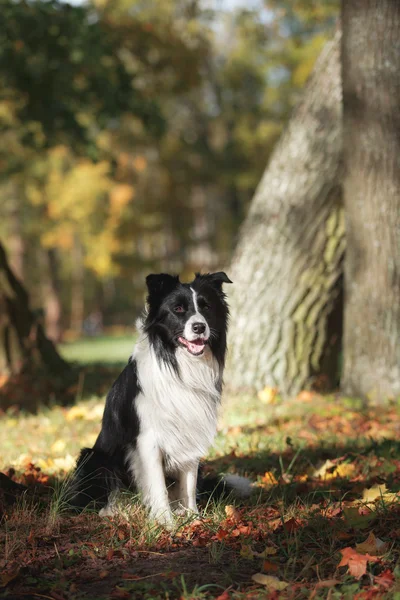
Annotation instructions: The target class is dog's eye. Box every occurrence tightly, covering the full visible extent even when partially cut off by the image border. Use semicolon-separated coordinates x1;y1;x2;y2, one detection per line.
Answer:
199;301;210;311
174;306;185;313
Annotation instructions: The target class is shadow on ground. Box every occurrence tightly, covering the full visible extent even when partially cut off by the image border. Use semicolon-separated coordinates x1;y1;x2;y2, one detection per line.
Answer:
1;435;400;599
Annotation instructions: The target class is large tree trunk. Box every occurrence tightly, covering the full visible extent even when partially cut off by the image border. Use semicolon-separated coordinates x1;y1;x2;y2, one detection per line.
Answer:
225;31;344;398
341;1;400;401
0;241;69;382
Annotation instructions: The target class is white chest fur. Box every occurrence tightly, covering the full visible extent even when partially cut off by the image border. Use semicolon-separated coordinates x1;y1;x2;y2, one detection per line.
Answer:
133;335;221;471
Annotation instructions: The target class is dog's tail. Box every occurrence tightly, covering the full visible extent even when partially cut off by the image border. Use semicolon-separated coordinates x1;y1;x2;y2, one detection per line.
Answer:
68;448;124;511
197;471;253;503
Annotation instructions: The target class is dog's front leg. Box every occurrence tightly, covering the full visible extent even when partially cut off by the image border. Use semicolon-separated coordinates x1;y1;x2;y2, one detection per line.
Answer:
178;462;199;514
131;433;173;528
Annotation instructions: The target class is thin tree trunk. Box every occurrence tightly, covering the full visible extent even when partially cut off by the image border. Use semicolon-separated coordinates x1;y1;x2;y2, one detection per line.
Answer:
225;31;344;397
41;248;63;343
8;190;25;281
341;1;400;401
70;237;85;334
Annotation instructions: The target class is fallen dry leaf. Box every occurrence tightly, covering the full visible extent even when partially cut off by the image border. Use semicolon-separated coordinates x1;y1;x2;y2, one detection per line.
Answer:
251;573;289;590
254;546;277;558
99;570;109;579
309;579;340;600
215;591;231;600
53;454;76;471
262;560;279;573
0;374;9;388
374;569;395;589
362;484;388;503
356;532;388;556
259;471;278;487
283;517;301;532
334;463;357;478
313;459;356;480
338;547;379;579
225;505;240;522
257;386;279;405
106;548;114;561
66;405;89;421
0;569;20;588
240;544;254;559
296;390;316;402
51;439;66;453
216;528;229;541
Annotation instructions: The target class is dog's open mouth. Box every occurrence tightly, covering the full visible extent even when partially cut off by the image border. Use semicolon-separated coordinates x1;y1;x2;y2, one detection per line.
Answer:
178;337;206;356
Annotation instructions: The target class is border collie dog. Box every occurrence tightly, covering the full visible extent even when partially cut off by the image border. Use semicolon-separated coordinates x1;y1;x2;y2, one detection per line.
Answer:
71;272;243;527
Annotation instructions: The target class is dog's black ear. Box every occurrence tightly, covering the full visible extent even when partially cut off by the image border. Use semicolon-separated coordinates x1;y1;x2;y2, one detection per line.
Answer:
146;273;180;299
196;271;232;291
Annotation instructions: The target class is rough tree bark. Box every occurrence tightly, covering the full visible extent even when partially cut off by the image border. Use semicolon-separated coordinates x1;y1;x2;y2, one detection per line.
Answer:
0;241;69;379
225;31;344;397
341;1;400;401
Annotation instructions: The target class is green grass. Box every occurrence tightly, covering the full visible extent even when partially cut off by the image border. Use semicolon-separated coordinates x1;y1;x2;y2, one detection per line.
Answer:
1;336;400;599
59;333;136;366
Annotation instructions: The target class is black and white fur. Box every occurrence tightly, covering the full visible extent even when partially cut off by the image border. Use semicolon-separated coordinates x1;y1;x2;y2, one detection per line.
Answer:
70;272;250;527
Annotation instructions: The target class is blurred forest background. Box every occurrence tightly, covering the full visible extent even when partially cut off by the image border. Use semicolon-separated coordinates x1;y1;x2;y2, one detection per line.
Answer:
0;0;338;340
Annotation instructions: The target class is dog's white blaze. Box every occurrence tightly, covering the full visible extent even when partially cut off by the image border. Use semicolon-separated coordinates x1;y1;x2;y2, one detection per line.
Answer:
183;287;210;341
127;321;221;524
190;287;199;312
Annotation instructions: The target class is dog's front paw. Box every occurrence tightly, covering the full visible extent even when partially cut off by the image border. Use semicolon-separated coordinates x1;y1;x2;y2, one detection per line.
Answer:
150;508;175;530
174;504;199;517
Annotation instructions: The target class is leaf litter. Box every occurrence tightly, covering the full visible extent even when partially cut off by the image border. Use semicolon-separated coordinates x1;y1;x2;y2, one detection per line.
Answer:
1;390;400;598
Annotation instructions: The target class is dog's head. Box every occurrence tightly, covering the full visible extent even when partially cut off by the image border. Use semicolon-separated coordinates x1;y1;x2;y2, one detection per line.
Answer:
144;272;232;361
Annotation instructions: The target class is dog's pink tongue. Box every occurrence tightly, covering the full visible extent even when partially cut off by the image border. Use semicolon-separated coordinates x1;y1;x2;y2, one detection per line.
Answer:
188;340;205;354
179;337;205;354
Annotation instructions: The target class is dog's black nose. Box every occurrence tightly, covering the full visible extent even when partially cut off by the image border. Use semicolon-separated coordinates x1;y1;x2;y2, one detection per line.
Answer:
192;322;206;334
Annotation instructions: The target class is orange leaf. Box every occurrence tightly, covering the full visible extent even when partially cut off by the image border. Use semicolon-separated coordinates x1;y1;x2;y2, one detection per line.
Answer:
260;471;278;487
262;560;278;573
338;547;379;579
237;525;252;535
216;528;229;540
107;548;114;561
215;591;231;600
99;570;109;579
27;529;35;544
231;528;241;537
225;505;240;522
257;387;278;405
0;375;9;388
374;569;395;589
283;518;301;532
